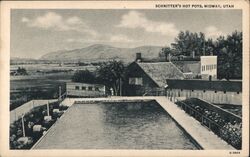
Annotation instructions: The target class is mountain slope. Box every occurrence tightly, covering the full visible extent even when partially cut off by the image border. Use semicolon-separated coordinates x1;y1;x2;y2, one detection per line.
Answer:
40;44;163;62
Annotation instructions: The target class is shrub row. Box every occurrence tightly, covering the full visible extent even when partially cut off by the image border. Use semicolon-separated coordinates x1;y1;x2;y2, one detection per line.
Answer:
176;100;242;149
10;102;68;149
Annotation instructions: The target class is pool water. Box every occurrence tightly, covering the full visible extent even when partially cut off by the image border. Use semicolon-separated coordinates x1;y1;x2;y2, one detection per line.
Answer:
34;101;198;149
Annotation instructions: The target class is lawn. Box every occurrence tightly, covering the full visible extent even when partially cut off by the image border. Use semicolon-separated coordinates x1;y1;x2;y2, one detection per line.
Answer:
10;72;73;110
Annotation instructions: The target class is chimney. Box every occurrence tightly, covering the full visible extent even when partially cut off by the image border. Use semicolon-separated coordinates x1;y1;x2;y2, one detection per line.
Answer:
136;53;142;62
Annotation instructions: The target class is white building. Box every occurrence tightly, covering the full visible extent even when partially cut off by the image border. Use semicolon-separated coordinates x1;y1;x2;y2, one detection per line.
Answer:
66;82;106;97
200;56;217;79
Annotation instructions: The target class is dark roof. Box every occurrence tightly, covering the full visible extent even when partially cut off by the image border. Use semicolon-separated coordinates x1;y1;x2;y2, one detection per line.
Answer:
166;79;242;92
136;62;185;87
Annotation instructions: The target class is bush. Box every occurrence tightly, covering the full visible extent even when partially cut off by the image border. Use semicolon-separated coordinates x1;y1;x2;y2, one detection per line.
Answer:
10;101;68;149
71;70;99;84
176;100;242;149
16;67;28;75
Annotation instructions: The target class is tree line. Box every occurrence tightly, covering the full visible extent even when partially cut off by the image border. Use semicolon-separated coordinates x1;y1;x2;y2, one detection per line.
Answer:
159;30;242;79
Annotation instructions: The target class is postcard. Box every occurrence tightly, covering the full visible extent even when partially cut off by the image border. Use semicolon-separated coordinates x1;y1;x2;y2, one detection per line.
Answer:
0;1;249;156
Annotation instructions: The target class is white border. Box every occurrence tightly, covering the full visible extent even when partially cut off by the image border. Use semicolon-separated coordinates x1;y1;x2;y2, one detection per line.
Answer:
0;1;249;157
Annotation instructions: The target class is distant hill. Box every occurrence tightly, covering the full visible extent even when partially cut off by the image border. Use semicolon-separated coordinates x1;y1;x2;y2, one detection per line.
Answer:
40;44;163;62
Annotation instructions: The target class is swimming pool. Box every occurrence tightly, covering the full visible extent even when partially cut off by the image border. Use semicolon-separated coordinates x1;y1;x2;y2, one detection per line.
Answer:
34;100;198;149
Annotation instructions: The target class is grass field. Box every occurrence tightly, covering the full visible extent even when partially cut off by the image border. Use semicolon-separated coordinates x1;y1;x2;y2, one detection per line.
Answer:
11;63;97;74
10;72;73;110
10;63;99;110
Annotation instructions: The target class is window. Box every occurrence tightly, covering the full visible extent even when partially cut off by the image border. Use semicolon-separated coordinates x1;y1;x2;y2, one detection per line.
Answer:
75;86;79;90
237;92;240;94
129;78;135;84
224;91;226;94
215;91;217;93
129;77;143;85
95;87;99;91
88;87;93;91
82;86;86;90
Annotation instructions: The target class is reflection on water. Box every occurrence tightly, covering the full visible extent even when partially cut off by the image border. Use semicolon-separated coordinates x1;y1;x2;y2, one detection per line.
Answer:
35;101;198;149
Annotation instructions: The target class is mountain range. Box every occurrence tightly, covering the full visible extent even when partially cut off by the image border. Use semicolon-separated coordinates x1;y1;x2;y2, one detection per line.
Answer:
40;44;163;62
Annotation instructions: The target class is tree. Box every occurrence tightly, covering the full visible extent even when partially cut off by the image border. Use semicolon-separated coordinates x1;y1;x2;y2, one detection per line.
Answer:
159;47;172;61
17;67;28;75
71;70;98;83
205;38;215;56
162;30;242;80
171;31;206;57
215;31;242;79
97;60;125;96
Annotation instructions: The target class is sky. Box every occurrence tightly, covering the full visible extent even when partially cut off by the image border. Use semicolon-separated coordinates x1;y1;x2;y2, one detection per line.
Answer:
11;9;242;59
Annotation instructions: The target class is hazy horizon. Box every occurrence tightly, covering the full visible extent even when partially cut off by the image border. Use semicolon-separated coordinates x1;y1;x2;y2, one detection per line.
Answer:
11;43;164;60
11;9;242;59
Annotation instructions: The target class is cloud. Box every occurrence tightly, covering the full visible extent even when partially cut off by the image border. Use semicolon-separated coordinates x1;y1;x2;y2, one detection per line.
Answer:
21;17;29;23
66;38;77;43
66;34;137;44
117;11;178;36
65;38;99;43
109;34;136;43
205;26;224;39
22;12;97;36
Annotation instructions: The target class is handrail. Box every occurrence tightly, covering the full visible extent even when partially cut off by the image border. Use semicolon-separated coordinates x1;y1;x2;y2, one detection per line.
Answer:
176;101;241;143
178;101;225;129
58;92;67;101
180;102;220;127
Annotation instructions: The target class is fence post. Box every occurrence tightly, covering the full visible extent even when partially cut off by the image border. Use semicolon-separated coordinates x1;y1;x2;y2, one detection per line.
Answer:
208;121;211;130
15;110;17;122
59;86;62;101
21;114;25;137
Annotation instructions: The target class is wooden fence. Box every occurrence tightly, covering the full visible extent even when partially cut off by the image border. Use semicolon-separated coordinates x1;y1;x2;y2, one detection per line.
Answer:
10;99;58;124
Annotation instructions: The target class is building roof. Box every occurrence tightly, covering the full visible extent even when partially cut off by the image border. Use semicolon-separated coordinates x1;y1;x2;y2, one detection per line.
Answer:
166;79;242;92
136;62;185;87
172;61;201;74
67;82;104;86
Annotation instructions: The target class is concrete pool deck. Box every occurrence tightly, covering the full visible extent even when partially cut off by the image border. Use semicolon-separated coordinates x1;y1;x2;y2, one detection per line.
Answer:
33;96;235;150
